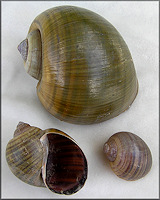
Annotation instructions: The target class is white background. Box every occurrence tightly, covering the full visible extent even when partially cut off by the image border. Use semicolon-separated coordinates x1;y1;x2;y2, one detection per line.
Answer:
2;1;159;198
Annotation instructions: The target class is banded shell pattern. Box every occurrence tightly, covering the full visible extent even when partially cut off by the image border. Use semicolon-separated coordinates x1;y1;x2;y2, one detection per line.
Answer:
103;132;152;181
6;122;45;187
18;5;138;125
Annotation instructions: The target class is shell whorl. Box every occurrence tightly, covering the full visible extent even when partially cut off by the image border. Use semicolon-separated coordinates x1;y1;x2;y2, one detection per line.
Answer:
103;139;117;162
104;132;152;181
18;29;42;80
6;122;45;187
13;121;31;137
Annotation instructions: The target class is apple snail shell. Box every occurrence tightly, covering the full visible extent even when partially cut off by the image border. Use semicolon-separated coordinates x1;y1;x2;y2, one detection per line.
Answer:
6;122;88;195
103;132;152;181
18;5;138;125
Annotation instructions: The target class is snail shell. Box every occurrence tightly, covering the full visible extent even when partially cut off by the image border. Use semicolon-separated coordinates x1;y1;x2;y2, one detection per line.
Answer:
18;5;138;125
6;122;88;195
103;132;152;181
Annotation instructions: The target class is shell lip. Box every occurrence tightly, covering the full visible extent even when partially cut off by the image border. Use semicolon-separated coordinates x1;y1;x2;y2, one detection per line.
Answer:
41;128;78;146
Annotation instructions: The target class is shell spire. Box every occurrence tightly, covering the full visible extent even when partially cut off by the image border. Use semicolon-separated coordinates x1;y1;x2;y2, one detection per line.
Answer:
13;121;31;137
18;29;42;80
18;39;28;62
103;139;117;162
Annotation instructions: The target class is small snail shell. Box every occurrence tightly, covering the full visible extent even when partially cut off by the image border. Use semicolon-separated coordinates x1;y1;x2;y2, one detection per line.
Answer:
6;122;88;195
103;132;152;181
18;6;138;125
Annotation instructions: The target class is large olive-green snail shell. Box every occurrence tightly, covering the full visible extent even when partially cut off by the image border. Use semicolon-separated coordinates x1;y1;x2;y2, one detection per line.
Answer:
103;132;152;181
6;122;88;195
18;5;138;125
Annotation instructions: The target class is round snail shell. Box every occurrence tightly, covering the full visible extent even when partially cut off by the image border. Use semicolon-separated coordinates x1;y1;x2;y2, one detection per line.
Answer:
6;122;88;195
103;132;152;181
18;6;138;125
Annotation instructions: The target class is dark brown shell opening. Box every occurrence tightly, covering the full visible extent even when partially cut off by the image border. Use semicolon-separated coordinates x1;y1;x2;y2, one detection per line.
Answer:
41;133;88;195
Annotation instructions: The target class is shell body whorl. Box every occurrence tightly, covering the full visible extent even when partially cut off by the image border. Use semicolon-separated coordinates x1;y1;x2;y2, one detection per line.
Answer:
19;6;138;124
103;132;152;181
6;122;45;187
6;122;88;194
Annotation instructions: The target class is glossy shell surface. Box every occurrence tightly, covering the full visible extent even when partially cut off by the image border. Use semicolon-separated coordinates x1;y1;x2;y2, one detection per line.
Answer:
19;6;138;124
103;132;152;181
